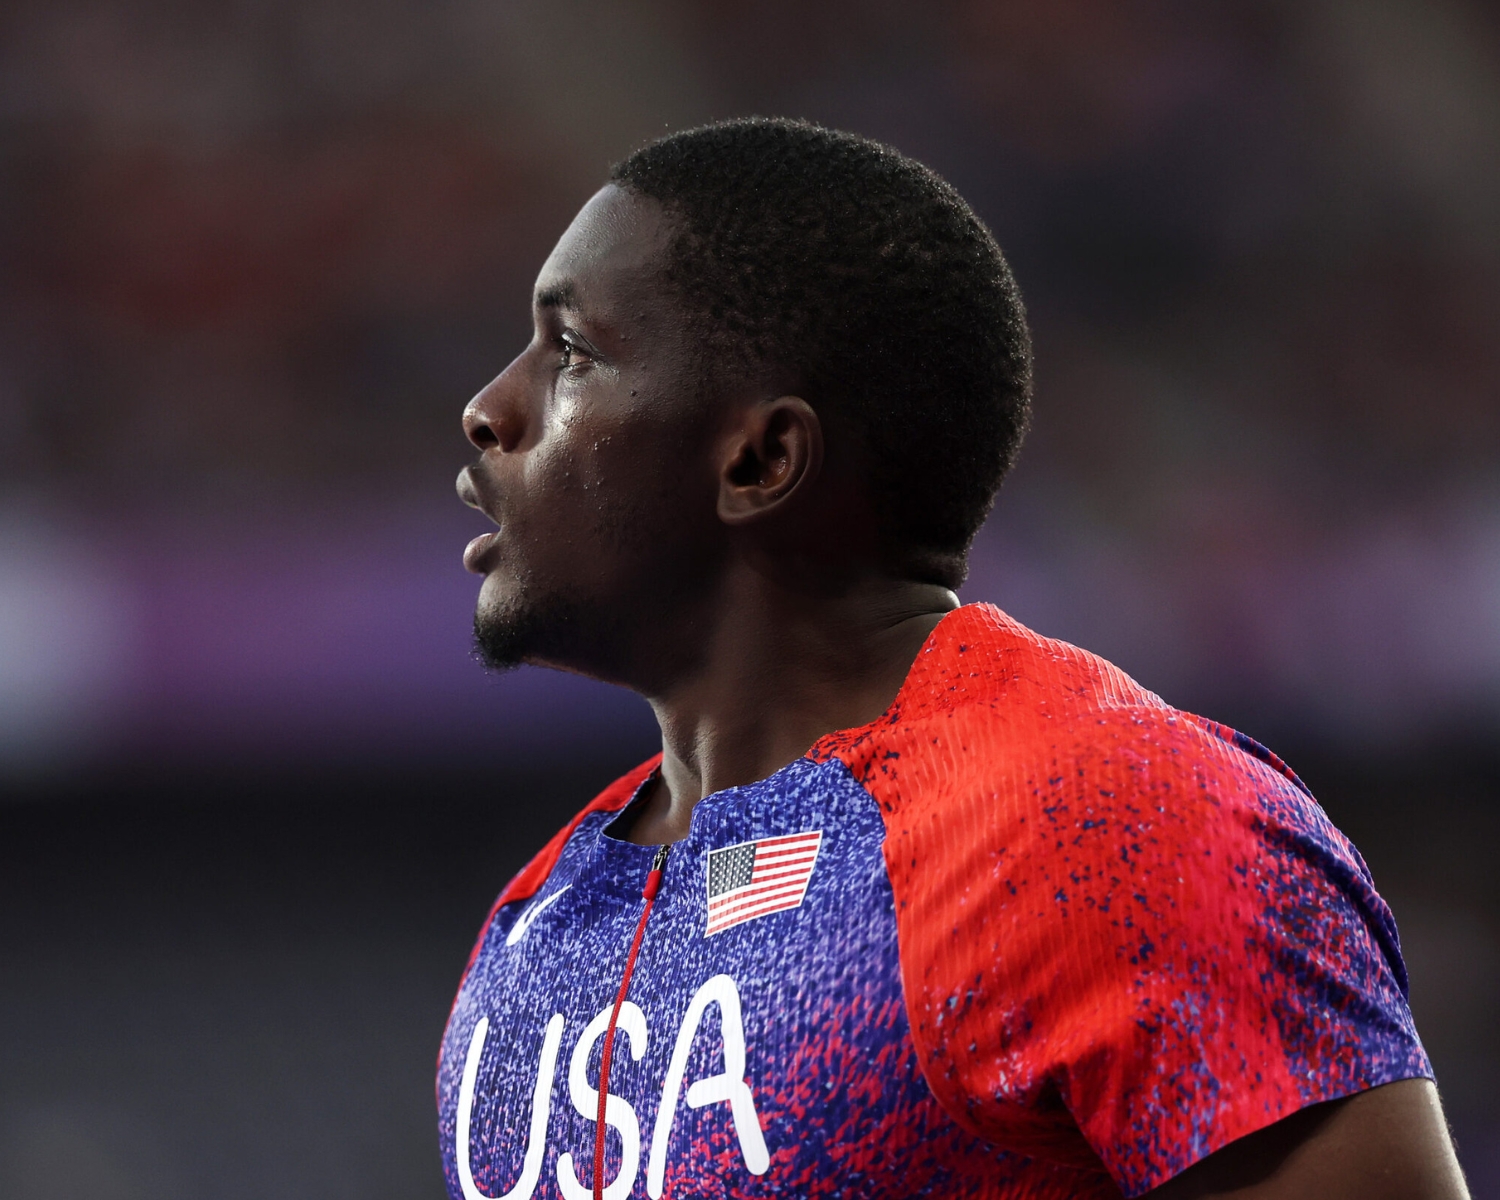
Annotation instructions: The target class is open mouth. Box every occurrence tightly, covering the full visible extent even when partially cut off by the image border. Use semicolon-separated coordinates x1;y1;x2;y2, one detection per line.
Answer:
457;466;503;574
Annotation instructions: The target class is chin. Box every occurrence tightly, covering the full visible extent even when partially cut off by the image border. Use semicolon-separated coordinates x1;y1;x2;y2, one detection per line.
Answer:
472;586;591;674
472;615;526;672
472;600;540;672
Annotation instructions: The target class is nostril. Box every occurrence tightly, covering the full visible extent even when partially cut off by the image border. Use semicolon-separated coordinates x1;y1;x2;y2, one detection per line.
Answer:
470;423;500;450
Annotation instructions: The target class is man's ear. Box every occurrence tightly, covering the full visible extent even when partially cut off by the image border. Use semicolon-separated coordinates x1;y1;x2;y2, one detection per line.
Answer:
716;397;824;526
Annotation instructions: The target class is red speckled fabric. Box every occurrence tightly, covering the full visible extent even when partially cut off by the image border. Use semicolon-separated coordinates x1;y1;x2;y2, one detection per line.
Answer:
809;603;1430;1195
439;604;1428;1199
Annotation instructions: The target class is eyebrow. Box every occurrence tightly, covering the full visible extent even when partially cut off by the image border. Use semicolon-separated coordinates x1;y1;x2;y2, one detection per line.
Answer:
535;281;577;311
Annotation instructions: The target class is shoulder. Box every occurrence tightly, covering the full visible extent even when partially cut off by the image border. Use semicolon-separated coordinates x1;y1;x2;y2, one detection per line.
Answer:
810;603;1390;993
813;604;1428;1193
810;601;1299;823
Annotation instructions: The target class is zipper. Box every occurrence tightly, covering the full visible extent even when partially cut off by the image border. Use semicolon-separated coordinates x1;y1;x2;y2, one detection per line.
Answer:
592;842;670;1200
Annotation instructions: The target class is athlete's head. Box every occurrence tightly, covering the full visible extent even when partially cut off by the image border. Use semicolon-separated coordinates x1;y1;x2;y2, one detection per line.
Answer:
458;118;1032;681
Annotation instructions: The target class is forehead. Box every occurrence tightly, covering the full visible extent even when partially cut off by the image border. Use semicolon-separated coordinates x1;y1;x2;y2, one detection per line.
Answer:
534;184;673;316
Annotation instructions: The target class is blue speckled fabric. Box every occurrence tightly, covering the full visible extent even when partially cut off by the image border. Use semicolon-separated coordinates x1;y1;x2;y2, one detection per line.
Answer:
437;604;1430;1199
439;757;1098;1199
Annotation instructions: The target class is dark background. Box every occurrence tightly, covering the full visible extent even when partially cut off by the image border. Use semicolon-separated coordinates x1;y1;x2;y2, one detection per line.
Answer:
2;1;1498;1196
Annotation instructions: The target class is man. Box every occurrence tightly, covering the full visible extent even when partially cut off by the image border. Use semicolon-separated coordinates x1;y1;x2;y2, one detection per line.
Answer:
443;119;1468;1199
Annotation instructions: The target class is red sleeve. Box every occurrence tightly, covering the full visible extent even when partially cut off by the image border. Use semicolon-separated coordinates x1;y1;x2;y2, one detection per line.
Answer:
812;608;1429;1197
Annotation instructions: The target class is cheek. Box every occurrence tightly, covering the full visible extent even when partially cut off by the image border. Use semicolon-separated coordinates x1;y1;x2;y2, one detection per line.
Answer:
533;451;621;547
543;412;643;507
589;435;706;546
523;387;715;563
529;391;616;497
505;429;634;575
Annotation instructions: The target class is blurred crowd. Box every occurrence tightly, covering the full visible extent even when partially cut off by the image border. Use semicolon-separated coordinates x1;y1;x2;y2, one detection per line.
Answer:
2;0;1498;772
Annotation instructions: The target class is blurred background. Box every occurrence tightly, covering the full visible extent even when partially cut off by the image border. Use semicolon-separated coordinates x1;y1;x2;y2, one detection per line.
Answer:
2;0;1497;1195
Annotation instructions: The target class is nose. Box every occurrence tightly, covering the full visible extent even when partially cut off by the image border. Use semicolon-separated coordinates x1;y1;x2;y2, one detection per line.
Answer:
463;364;527;453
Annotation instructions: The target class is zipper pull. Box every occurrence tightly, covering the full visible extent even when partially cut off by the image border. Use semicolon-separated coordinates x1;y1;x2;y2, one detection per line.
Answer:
643;844;671;900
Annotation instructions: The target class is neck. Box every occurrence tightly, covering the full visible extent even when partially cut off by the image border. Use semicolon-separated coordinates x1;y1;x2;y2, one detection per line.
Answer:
617;562;959;845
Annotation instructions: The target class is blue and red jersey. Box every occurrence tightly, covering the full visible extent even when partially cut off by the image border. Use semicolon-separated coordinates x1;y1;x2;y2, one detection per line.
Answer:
437;603;1430;1199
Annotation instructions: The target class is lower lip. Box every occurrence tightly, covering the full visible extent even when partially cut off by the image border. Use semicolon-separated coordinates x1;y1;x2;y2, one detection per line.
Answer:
464;531;499;573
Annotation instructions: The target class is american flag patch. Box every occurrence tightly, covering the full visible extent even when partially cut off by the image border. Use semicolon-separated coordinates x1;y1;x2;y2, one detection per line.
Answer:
705;830;823;936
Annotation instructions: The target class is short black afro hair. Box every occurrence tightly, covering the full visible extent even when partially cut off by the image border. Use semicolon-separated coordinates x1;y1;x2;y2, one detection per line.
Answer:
610;117;1032;587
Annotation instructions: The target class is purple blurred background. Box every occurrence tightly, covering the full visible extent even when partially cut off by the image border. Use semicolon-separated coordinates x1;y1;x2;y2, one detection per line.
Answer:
2;2;1498;1197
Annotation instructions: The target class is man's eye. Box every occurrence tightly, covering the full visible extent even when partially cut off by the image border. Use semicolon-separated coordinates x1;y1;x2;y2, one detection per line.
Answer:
559;337;590;371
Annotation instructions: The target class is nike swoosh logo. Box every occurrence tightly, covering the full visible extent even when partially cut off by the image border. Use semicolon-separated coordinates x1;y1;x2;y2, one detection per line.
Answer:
506;885;572;946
